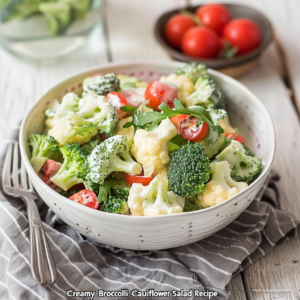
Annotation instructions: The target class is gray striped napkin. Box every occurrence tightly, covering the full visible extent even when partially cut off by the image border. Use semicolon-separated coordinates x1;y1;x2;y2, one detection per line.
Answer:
0;126;299;300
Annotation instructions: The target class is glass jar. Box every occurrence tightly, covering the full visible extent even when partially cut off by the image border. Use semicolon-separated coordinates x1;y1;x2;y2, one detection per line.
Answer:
0;0;102;64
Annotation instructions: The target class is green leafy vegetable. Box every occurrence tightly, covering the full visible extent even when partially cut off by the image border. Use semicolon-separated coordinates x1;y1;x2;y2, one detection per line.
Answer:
133;99;225;145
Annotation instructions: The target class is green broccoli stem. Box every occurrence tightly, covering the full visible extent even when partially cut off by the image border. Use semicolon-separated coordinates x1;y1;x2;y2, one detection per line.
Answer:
51;162;83;191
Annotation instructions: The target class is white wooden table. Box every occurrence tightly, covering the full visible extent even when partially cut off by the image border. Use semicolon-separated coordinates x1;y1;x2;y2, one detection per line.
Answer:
1;0;300;298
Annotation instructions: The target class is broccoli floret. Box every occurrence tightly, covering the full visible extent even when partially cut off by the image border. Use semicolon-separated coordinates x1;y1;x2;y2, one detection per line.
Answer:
61;0;90;20
102;196;129;215
51;143;87;191
216;140;263;184
46;93;80;119
84;73;120;96
57;113;98;145
28;134;60;173
176;62;207;84
167;142;211;198
128;175;185;216
48;95;118;145
186;75;222;109
81;139;100;154
183;197;202;212
231;155;263;184
76;94;118;135
111;181;130;198
87;135;142;185
242;143;255;157
39;2;71;36
167;134;188;157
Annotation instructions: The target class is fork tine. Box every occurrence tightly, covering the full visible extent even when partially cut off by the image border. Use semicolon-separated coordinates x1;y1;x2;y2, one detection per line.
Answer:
20;159;28;190
12;142;19;188
2;143;13;189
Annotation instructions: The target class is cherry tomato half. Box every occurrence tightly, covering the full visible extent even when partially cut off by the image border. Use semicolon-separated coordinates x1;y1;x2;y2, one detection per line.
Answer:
69;189;99;210
165;14;196;48
43;159;62;189
181;27;221;59
223;18;261;55
170;114;190;134
180;116;209;142
225;133;245;144
196;4;231;35
145;81;177;111
106;92;128;119
126;172;154;186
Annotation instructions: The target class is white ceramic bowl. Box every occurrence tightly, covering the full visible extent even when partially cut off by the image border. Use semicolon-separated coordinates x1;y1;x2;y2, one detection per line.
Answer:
19;61;275;250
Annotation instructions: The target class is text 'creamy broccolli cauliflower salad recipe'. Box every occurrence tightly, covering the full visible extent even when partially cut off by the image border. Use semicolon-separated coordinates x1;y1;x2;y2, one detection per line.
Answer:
28;63;263;216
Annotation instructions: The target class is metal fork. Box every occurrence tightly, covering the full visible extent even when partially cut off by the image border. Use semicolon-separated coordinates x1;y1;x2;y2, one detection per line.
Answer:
2;142;57;285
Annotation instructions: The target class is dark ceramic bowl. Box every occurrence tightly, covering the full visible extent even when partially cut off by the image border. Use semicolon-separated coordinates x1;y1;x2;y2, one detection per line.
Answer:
154;4;273;75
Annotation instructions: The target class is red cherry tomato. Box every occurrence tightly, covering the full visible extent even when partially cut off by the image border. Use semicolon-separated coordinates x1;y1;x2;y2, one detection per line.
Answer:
42;159;62;189
69;189;99;210
225;133;245;144
145;81;177;111
181;27;221;59
165;14;196;48
223;18;261;55
106;92;128;119
196;4;231;35
180;116;209;142
126;172;154;187
170;114;190;134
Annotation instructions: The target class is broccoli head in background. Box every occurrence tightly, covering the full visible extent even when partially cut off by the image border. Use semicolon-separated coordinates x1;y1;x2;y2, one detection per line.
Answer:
51;143;87;191
39;2;71;36
83;73;120;96
176;62;207;84
167;142;211;198
186;75;222;109
86;135;142;185
28;134;60;173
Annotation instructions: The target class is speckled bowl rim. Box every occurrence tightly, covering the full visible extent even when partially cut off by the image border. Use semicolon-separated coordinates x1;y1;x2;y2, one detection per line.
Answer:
19;61;276;220
154;3;274;69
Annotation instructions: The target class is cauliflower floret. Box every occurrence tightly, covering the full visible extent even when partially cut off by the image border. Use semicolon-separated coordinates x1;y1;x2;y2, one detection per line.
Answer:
198;180;239;207
128;175;185;216
48;115;97;146
160;74;195;107
219;117;235;135
131;118;177;176
197;161;248;208
115;116;134;143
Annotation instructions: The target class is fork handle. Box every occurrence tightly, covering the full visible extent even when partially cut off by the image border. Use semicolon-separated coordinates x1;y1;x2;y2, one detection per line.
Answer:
23;195;57;285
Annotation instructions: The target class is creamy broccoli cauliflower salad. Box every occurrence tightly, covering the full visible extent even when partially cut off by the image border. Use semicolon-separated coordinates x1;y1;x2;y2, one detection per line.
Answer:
28;62;263;216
